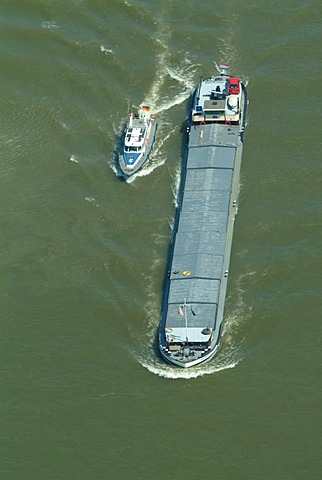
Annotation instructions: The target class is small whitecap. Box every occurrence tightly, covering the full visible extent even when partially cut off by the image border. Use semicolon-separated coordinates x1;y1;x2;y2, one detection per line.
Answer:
100;45;113;54
69;155;79;163
41;20;59;29
85;197;99;207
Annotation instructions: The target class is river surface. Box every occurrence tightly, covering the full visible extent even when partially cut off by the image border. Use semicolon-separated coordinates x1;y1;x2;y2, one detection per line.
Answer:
2;1;322;479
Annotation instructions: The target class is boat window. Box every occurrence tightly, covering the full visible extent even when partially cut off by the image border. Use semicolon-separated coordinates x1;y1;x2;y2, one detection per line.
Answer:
205;110;224;115
125;146;138;152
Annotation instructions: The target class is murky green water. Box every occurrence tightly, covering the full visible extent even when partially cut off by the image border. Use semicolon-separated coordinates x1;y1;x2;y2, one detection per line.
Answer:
2;1;322;479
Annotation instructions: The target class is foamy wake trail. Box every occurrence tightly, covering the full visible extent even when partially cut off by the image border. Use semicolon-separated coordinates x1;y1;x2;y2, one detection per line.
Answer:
138;356;240;380
135;299;245;380
152;93;190;115
124;159;165;183
142;49;197;115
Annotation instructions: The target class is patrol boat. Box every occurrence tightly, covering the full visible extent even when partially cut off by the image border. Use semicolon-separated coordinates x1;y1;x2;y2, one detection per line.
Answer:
158;64;248;368
118;106;157;178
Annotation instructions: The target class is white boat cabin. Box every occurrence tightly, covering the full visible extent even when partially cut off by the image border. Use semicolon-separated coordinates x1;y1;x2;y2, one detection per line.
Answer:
124;126;146;153
192;75;242;125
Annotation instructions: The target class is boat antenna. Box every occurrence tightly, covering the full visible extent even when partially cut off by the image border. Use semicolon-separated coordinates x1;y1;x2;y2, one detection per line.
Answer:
183;300;189;345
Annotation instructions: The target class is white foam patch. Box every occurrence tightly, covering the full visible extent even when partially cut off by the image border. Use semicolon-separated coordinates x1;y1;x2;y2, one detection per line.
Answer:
135;269;250;380
124;156;166;183
100;45;113;54
41;21;59;29
152;93;190;115
3;138;14;145
151;232;170;247
110;162;118;175
85;196;99;207
69;155;79;163
138;356;240;380
171;162;182;207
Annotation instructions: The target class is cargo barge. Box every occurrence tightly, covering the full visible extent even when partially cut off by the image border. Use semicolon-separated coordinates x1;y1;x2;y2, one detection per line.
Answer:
158;64;248;367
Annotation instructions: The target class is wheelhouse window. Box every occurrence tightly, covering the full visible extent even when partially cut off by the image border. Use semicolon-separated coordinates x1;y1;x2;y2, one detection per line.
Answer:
125;146;139;152
205;110;224;116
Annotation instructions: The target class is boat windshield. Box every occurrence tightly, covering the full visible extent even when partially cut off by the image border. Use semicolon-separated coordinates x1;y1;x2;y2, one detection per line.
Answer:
125;146;139;152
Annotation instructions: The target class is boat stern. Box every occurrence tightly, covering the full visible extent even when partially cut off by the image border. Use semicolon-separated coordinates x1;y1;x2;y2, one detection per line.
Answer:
159;325;220;368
